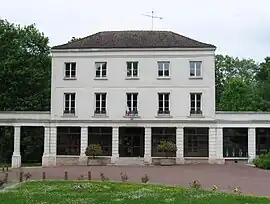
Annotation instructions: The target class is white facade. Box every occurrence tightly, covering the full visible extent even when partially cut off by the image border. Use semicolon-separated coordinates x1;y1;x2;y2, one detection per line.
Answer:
51;48;216;120
1;45;270;168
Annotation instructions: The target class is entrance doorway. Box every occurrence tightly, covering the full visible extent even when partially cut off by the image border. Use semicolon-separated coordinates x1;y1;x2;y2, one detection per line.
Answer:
119;127;144;157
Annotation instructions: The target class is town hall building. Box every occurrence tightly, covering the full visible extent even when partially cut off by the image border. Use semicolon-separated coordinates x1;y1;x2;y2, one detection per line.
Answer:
2;30;270;168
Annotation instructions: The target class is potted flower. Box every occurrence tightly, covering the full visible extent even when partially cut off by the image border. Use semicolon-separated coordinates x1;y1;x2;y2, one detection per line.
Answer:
156;140;177;165
85;144;103;166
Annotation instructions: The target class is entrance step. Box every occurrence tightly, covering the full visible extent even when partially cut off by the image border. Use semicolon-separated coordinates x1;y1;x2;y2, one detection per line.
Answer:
114;157;146;166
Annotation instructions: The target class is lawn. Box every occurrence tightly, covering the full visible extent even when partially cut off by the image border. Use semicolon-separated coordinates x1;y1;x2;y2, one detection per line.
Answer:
0;181;269;204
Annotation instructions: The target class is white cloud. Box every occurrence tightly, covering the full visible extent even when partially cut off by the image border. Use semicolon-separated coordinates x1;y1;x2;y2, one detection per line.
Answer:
0;0;269;62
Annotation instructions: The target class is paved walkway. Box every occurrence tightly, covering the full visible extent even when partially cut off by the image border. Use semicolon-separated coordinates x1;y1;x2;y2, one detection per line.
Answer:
1;164;270;196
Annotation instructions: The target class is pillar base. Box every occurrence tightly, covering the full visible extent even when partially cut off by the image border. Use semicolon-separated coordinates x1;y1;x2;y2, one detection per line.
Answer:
42;155;56;167
208;158;225;164
176;157;185;164
12;155;21;168
144;156;152;165
111;155;119;164
79;156;88;165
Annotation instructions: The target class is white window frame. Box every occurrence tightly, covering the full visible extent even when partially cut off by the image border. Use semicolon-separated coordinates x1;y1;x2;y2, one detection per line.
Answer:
157;61;170;78
95;93;107;114
126;61;139;78
190;93;202;115
64;93;76;114
189;61;202;78
126;93;138;116
64;62;76;79
158;93;170;114
95;62;107;78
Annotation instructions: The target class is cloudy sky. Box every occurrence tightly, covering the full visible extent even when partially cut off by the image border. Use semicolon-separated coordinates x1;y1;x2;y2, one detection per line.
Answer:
1;0;269;62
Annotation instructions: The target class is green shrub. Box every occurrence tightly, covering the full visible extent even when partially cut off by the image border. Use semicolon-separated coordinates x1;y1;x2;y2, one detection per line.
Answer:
254;152;270;169
85;144;102;159
156;141;177;157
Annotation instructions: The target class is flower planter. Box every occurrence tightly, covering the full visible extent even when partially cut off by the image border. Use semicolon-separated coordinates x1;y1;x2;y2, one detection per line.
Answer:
160;158;175;166
87;158;108;166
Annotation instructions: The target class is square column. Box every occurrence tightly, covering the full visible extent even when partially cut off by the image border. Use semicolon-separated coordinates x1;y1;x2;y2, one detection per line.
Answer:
208;127;216;164
12;126;21;168
176;127;185;164
42;126;56;167
144;127;152;164
215;127;225;164
248;127;256;163
111;126;119;164
79;126;88;165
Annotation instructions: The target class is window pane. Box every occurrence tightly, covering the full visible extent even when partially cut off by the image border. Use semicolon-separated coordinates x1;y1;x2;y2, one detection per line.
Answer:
197;94;201;101
65;94;69;101
127;94;131;101
191;101;195;108
158;70;163;76
71;94;75;100
71;70;76;77
190;62;195;69
190;67;195;76
102;94;106;101
133;93;138;101
190;94;195;101
165;94;169;101
164;62;169;70
158;62;163;71
133;67;138;76
71;100;75;108
158;93;163;101
102;69;106;77
65;101;69;110
164;69;169;76
196;62;201;76
71;63;76;70
127;63;132;76
101;99;106;108
165;100;169;109
159;101;163;109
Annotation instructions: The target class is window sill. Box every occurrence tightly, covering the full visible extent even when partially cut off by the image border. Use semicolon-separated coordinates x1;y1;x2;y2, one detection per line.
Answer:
188;114;205;118
157;77;171;80
123;115;141;118
94;77;108;80
125;77;140;80
155;115;172;118
62;114;77;118
189;76;203;80
92;114;108;118
63;77;77;80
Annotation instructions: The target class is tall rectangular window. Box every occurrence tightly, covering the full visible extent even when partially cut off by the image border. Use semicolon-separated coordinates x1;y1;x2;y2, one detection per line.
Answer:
126;93;138;116
65;62;76;78
158;93;170;114
64;93;75;114
95;93;106;114
190;61;202;77
127;62;138;77
95;62;107;78
157;61;170;77
190;93;202;115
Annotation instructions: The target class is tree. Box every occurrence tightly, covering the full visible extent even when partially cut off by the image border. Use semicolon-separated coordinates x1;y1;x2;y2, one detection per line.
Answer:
0;19;51;111
215;55;261;111
218;78;262;111
0;19;51;163
68;37;82;42
256;57;270;111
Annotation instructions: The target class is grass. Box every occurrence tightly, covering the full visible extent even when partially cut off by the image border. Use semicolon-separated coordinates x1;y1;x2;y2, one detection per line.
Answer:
0;180;269;204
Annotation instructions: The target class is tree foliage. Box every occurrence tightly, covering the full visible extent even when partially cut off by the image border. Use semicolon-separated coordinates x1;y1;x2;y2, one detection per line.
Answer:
215;54;264;111
0;19;51;111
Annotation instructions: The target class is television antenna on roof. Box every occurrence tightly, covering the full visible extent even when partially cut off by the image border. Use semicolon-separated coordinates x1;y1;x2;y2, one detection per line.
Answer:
142;10;163;30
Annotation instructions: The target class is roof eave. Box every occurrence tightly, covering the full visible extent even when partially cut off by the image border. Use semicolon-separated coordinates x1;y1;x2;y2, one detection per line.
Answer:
51;47;216;53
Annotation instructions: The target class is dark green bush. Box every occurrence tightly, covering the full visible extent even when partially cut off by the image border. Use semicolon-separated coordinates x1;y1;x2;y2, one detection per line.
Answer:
254;152;270;169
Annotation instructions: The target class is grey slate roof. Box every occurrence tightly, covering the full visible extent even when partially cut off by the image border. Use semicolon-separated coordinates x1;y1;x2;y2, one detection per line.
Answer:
52;30;216;49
